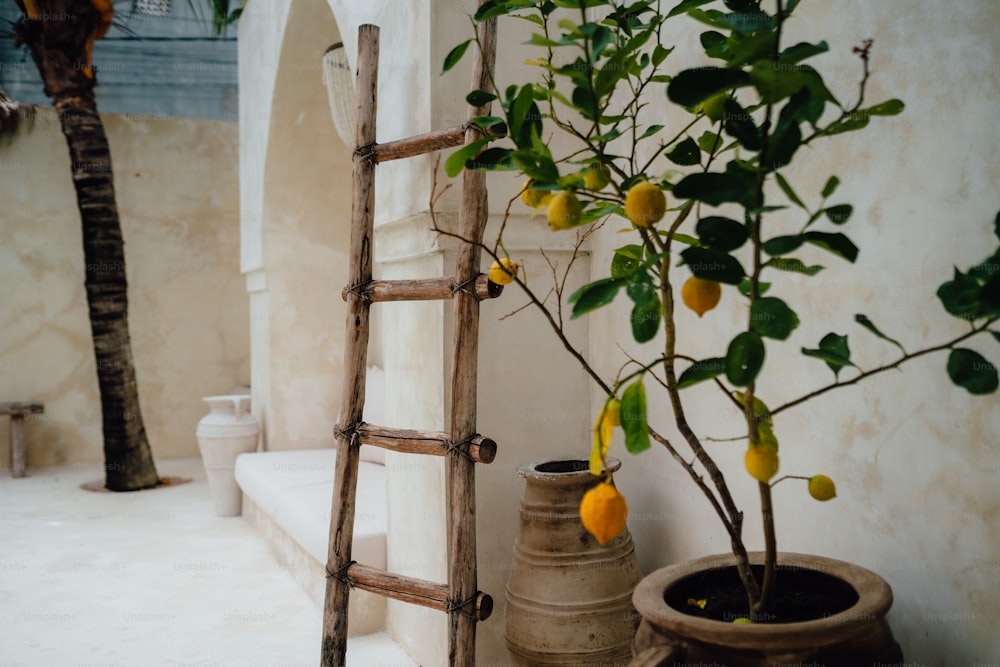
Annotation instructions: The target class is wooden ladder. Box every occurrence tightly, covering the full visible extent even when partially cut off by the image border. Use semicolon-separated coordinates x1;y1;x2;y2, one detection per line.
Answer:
320;13;499;667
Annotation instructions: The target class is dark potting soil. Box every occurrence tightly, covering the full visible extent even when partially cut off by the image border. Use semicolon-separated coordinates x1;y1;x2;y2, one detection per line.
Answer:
664;563;859;624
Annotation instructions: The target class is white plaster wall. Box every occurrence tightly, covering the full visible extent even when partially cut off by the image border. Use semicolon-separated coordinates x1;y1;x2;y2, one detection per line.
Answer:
0;110;247;469
583;3;1000;664
240;0;354;453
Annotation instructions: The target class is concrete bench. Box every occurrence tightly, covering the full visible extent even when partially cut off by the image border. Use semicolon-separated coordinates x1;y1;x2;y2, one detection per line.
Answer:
1;402;44;478
234;448;387;634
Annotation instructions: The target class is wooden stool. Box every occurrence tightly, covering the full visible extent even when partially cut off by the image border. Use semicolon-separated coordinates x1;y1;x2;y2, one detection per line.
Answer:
0;402;44;478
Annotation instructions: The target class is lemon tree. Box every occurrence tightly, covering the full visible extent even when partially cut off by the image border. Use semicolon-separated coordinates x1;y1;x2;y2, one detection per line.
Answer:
444;0;1000;615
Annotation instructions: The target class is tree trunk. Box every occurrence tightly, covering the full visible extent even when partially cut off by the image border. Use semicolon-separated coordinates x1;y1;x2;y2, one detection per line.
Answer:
13;0;159;491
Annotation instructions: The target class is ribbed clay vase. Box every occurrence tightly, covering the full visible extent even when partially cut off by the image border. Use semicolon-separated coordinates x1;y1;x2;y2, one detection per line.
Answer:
505;458;643;666
196;395;259;516
630;551;903;666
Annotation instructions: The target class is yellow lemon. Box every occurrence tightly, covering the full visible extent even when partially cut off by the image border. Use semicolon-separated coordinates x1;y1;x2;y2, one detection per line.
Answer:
604;398;621;427
521;179;552;209
681;276;722;317
744;444;779;482
579;482;628;546
546;191;583;231
732;617;753;624
488;258;518;286
582;165;611;191
624;180;666;228
808;475;837;501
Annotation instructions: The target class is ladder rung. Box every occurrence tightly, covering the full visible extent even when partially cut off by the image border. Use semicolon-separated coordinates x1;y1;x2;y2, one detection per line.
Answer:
345;563;494;621
372;122;504;163
373;125;466;163
353;423;496;464
341;275;501;303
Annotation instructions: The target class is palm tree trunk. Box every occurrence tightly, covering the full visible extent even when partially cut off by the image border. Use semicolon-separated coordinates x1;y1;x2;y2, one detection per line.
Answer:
60;99;160;491
13;0;159;491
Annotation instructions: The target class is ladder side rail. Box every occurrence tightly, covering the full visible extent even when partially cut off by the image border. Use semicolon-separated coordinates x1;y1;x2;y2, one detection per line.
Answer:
447;8;497;666
321;22;380;667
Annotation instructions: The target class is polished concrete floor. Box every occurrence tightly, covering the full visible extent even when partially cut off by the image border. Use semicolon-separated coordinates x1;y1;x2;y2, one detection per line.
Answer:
0;457;416;667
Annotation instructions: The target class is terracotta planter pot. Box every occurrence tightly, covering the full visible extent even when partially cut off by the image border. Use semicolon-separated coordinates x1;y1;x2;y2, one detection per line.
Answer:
630;552;903;666
505;458;643;666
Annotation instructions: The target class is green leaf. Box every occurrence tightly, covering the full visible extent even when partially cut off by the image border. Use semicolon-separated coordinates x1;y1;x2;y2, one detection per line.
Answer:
509;85;538;147
568;277;623;318
700;30;727;58
671;232;700;246
511;149;559;183
697;130;723;154
717;10;775;33
474;0;537;21
726;332;765;386
864;99;905;116
680;247;746;284
527;33;567;47
589;25;613;60
991;331;1000;344
821;175;840;198
774;172;806;210
779;40;829;64
749;62;837;105
677;357;727;389
466;89;498;108
937;268;991;321
803;231;859;262
696;216;748;252
802;333;853;377
723;31;776;68
764;257;823;276
666;137;701;166
738;279;770;297
763;235;804;256
652;44;672;67
947;348;999;395
673;171;752;207
995;210;1000;242
465;147;515;171
800;347;851;373
822;113;869;137
620;381;651;454
824;204;853;225
667;67;751;108
445;136;492;178
442;39;472;74
767;130;801;175
750;297;800;340
855;314;906;354
667;0;715;18
514;12;545;27
471;115;507;131
626;271;657;307
611;244;643;278
579;201;621;225
631;298;661;343
639;124;666;140
777;85;824;131
722;99;760;150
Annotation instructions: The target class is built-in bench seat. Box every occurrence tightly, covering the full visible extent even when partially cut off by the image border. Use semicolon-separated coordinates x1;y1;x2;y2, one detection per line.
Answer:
234;448;387;635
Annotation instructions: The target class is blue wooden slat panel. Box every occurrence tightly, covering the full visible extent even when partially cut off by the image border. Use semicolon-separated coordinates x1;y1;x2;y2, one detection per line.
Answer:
0;1;238;121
